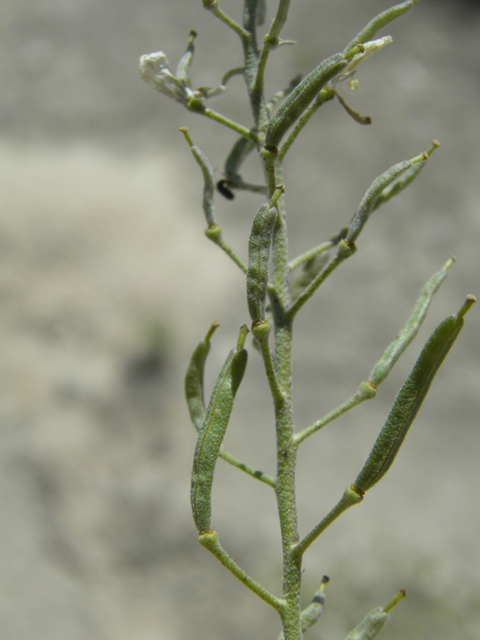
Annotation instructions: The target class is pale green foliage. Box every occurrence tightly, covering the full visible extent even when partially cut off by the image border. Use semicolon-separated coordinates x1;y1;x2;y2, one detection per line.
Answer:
141;2;474;639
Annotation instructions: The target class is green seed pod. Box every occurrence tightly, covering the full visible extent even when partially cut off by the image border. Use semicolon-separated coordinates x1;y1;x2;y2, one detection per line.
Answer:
175;30;197;83
373;140;440;212
247;203;278;325
191;145;216;227
355;313;465;493
264;52;348;151
185;322;219;432
344;0;416;57
347;157;418;244
344;590;406;640
344;606;389;640
369;256;454;387
191;328;249;533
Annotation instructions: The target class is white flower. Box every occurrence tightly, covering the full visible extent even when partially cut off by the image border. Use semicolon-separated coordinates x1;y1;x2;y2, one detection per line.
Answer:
139;51;194;104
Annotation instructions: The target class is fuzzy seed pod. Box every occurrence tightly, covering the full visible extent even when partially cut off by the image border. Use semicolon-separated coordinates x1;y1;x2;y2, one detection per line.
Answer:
191;337;248;533
344;606;389;640
185;322;219;432
247;203;278;325
355;313;465;493
264;52;348;151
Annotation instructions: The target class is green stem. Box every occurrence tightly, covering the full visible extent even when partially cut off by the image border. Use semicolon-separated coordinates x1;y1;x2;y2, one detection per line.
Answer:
288;240;356;318
218;448;276;487
204;1;249;40
268;0;291;41
294;486;364;558
198;530;286;611
288;231;346;271
294;381;377;446
256;328;286;407
205;226;248;272
278;89;335;163
189;101;258;141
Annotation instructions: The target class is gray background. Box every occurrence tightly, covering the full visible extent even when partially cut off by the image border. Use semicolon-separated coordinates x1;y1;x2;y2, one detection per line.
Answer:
0;1;479;639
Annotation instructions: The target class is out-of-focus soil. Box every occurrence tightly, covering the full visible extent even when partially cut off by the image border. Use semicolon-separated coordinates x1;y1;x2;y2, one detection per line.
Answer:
0;1;479;639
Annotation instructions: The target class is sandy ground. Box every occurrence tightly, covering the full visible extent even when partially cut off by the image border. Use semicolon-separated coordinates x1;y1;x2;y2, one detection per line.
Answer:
0;1;479;639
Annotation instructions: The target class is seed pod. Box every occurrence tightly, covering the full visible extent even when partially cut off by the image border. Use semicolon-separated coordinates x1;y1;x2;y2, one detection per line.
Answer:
175;30;197;83
344;0;416;56
278;576;329;640
247;203;278;325
185;322;219;432
369;256;454;387
354;313;465;493
264;52;348;151
191;329;249;533
373;140;440;212
344;590;406;640
190;145;216;227
347;157;419;244
344;606;389;640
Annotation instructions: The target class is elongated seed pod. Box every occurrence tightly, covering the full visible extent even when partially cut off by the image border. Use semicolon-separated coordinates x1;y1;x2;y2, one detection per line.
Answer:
191;338;248;533
344;606;389;640
344;0;415;56
247;203;278;325
369;256;454;386
347;158;416;243
185;322;219;432
354;313;465;493
373;141;440;211
265;52;348;151
190;145;216;227
175;30;197;82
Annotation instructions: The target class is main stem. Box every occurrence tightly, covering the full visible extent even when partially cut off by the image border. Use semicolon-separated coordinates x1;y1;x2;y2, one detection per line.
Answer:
267;161;302;640
242;4;301;637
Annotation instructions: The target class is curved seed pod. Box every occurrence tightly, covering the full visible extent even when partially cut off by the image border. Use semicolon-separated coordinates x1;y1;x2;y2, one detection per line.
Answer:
347;154;426;244
247;203;278;325
344;1;416;56
373;140;440;211
355;312;465;493
185;322;220;432
191;327;249;533
175;30;197;83
190;145;216;227
344;590;406;640
369;256;454;387
344;606;389;640
265;52;348;151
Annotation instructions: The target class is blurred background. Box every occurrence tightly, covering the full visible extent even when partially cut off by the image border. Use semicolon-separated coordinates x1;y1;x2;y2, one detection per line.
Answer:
0;1;479;639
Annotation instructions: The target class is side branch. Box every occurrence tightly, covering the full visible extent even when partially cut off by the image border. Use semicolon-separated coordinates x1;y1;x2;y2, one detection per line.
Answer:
293;486;364;558
199;531;286;612
203;0;250;41
288;239;356;318
219;448;276;488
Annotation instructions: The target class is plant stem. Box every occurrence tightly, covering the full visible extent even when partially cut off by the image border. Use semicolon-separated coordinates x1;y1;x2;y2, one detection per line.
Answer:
218;448;276;487
294;486;364;558
199;531;286;611
294;382;376;446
